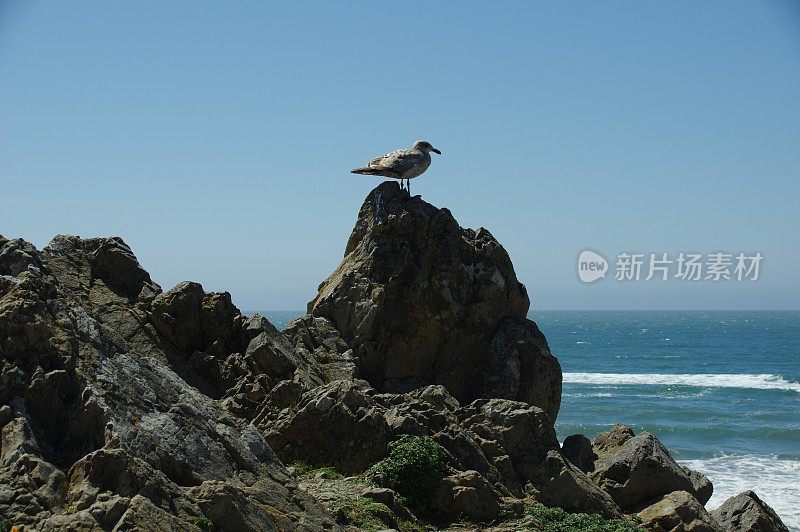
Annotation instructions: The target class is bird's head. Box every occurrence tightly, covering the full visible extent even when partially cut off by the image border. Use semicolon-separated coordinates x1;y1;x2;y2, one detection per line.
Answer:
413;140;441;155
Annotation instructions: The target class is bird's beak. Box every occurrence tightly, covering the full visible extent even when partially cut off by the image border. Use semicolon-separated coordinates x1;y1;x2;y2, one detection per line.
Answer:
432;147;441;155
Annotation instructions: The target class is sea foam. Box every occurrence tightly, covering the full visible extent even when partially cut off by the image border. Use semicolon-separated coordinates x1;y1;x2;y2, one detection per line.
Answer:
563;373;800;392
680;454;800;531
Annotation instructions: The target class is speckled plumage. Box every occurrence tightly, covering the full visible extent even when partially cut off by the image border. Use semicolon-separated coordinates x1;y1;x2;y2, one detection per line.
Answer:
351;140;441;193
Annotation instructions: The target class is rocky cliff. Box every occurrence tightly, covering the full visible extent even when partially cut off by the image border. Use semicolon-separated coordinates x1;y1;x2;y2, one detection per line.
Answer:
0;185;789;531
308;182;561;420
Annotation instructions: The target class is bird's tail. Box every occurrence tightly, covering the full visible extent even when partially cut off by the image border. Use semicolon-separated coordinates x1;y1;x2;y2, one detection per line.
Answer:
351;167;384;176
351;167;402;178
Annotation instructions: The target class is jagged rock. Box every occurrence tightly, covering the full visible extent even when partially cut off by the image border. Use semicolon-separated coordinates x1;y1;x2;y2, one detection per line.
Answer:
432;469;503;522
1;417;41;465
0;238;45;277
528;451;621;518
0;404;12;427
263;380;392;474
0;236;341;531
562;434;595;473
149;281;244;356
308;182;562;420
710;491;789;532
590;426;697;512
0;418;67;525
457;400;618;517
458;399;558;487
638;491;722;532
43;235;160;308
285;315;357;382
683;466;713;506
380;388;501;483
592;423;635;455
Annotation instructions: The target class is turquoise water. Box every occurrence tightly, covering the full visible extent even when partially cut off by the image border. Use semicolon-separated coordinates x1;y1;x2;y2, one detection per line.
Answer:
256;310;800;529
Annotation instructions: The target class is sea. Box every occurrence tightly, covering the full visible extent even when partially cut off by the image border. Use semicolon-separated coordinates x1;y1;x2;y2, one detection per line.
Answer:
257;310;800;530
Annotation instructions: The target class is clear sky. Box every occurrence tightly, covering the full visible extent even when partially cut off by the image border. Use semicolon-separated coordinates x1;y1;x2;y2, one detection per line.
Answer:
1;1;799;310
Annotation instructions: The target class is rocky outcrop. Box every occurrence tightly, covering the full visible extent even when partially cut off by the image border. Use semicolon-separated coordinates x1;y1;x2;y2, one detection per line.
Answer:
262;378;620;520
2;183;791;530
307;182;562;420
0;235;339;530
710;491;789;532
638;491;722;532
263;380;392;475
587;425;709;512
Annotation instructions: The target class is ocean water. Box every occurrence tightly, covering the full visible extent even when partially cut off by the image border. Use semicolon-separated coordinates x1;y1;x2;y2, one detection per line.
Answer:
258;310;800;530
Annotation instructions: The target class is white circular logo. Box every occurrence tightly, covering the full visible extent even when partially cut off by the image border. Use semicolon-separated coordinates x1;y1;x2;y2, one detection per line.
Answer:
578;250;608;283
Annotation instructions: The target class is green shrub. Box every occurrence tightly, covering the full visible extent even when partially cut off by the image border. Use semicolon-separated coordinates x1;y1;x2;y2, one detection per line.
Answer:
194;516;214;531
0;519;12;532
313;466;343;480
289;459;315;475
525;504;644;532
288;460;342;479
369;435;447;509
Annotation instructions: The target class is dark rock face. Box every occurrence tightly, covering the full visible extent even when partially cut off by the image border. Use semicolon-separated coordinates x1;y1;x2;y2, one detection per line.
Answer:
710;491;789;532
562;434;596;473
0;235;339;531
308;181;562;420
638;491;722;532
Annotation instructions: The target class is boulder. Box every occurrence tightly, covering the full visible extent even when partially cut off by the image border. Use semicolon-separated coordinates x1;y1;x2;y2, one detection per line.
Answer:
263;380;392;474
431;469;503;522
308;182;561;420
528;451;621;518
710;491;789;532
682;466;713;506
562;434;595;473
638;491;722;532
590;426;697;511
592;423;635;455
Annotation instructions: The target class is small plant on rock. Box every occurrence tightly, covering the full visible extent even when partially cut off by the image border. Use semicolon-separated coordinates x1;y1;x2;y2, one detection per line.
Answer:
288;460;343;479
289;459;315;475
525;504;645;532
369;435;447;509
194;516;214;531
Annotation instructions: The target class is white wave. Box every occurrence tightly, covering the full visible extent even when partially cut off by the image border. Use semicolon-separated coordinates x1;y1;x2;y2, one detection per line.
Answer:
562;392;615;398
680;455;800;531
562;373;800;392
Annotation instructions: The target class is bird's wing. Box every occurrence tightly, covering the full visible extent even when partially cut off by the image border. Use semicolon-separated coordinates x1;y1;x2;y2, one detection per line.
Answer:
368;148;423;175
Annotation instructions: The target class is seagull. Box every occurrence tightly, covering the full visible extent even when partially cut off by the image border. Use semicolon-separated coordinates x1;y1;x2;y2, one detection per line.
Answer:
351;140;441;194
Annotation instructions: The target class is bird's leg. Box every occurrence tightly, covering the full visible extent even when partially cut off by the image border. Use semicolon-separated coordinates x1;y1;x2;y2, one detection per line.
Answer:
408;180;411;195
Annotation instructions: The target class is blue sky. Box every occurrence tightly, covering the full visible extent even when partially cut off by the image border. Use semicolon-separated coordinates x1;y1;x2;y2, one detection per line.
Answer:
1;1;798;310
